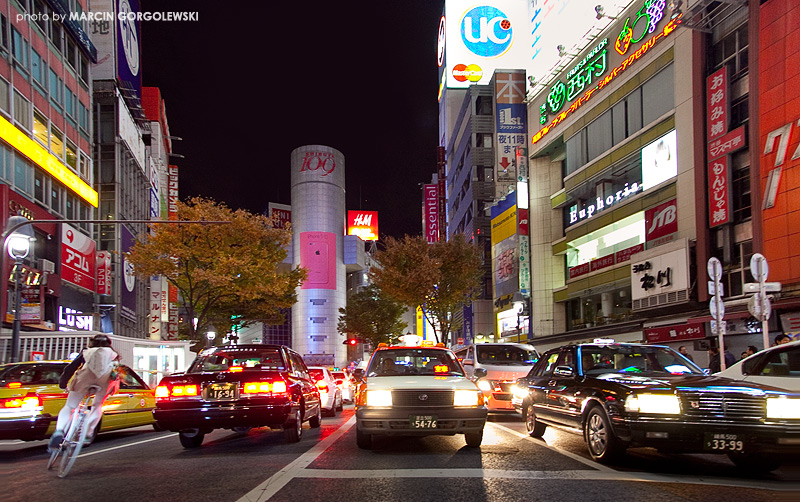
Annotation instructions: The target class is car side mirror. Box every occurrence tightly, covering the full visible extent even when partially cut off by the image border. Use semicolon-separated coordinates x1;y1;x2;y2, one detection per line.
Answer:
474;368;488;379
554;366;575;377
353;368;365;381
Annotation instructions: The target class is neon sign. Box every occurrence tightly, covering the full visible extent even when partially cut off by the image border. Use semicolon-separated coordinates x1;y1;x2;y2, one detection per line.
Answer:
532;13;681;145
569;182;642;225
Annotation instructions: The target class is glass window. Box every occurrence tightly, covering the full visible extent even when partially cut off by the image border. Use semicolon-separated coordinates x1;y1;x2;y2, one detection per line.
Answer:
66;141;77;170
587;109;612;161
611;100;626;145
34;170;46;203
188;347;287;373
66;37;77;69
50;19;63;53
626;87;642;135
11;27;29;69
565;130;586;176
33;109;48;146
0;14;8;51
50;126;64;159
49;70;63;109
0;362;68;384
79;54;89;84
65;193;75;220
0;78;8;116
367;348;465;377
13;91;31;131
79;152;91;180
32;0;49;34
14;154;32;195
51;183;62;215
31;49;47;88
642;64;674;126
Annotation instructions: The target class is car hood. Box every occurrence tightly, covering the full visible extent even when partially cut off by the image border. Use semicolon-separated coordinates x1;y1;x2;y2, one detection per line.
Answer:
592;372;799;395
366;376;478;391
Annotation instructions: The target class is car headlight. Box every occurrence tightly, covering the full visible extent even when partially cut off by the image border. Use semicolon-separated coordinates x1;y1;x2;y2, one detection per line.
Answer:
767;397;800;419
624;393;680;414
454;390;480;407
365;390;392;407
511;384;528;399
477;380;492;392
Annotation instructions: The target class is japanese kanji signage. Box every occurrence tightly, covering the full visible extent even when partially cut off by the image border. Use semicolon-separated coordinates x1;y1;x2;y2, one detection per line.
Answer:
708;125;745;160
708;156;731;227
706;67;728;141
630;240;689;303
645;322;705;344
96;251;111;296
61;224;96;292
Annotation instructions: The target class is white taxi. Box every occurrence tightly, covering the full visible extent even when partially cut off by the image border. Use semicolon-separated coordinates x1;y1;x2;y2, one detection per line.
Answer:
353;344;487;449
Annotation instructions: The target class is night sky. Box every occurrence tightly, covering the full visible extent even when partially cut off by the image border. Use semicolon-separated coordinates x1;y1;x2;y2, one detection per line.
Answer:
140;1;444;239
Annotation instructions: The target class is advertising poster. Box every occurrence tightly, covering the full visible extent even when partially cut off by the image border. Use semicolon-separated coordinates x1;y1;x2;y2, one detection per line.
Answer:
299;232;337;290
491;191;518;299
61;224;96;292
120;225;137;321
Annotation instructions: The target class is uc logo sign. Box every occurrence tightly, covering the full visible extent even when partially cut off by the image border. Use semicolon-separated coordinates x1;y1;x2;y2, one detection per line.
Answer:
460;6;512;57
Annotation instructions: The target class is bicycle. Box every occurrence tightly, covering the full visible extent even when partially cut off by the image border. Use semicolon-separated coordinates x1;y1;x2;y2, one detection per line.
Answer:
46;384;101;478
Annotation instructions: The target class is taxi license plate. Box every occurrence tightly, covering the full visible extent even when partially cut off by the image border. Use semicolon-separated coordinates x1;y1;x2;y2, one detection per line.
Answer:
206;383;238;401
703;432;746;452
409;415;437;429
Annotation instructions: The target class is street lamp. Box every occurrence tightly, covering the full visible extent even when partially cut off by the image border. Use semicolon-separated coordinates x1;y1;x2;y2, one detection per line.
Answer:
5;216;35;363
512;291;525;343
206;330;216;348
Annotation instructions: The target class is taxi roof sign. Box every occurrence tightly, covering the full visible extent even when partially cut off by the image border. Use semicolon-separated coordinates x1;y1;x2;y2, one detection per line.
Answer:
593;338;616;344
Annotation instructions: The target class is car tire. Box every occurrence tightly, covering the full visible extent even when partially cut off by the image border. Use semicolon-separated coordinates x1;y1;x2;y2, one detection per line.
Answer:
309;404;322;428
323;405;335;417
465;431;483;448
284;409;302;443
356;425;372;450
727;453;783;473
178;429;205;448
525;402;547;438
152;422;165;432
584;405;625;463
336;393;344;411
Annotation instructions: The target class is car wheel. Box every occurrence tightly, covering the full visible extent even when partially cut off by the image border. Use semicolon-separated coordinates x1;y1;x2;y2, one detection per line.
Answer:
525;402;547;438
232;427;252;434
356;424;372;449
465;430;483;448
336;392;343;411
152;422;165;432
584;406;625;463
727;453;783;473
309;404;322;428
284;409;302;443
178;429;205;448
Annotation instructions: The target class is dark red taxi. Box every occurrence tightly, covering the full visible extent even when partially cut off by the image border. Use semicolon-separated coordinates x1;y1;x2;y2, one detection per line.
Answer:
153;344;322;448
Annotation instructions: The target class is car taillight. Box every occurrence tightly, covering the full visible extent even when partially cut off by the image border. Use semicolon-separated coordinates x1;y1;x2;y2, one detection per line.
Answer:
316;381;329;394
156;384;199;399
2;396;41;409
242;380;288;394
7;382;22;388
229;366;243;373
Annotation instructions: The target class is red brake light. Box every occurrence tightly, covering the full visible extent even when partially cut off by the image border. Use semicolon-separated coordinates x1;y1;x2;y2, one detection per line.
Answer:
229;366;243;373
7;382;22;388
242;380;288;394
2;396;41;408
316;381;329;393
156;384;199;399
155;385;169;398
272;380;287;393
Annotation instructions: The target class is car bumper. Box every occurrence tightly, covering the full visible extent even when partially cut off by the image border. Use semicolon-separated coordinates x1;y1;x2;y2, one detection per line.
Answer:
356;406;487;436
616;416;800;455
153;402;298;431
483;392;517;412
0;414;53;440
319;392;336;411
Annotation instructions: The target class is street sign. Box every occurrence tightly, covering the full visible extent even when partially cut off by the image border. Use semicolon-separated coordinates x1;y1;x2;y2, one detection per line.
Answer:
707;257;723;281
743;282;781;293
708;281;724;296
709;299;724;320
711;320;727;336
750;253;769;282
748;293;772;321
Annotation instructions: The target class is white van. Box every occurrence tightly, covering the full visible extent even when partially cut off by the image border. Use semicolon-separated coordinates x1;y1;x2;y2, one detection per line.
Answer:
454;343;538;413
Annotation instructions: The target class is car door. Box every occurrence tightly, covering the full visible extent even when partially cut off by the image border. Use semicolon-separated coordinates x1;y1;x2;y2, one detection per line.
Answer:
290;352;319;418
742;344;800;391
100;366;154;431
528;350;560;422
540;348;582;428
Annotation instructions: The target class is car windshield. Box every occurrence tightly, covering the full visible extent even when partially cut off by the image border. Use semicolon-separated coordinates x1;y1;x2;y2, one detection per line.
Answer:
308;368;326;381
476;345;538;365
188;347;286;372
367;349;464;377
332;372;346;380
0;363;67;385
579;345;704;376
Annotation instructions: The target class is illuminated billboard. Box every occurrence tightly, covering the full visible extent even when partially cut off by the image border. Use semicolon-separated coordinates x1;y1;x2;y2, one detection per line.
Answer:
442;1;628;90
490;191;517;299
347;210;379;241
641;130;677;190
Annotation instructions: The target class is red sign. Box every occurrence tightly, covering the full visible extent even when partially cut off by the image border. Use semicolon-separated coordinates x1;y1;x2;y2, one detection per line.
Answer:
517;208;529;236
270;208;291;229
590;254;615;272
706;67;728;141
708;125;746;160
347;210;379;241
708;156;731;227
167;165;179;220
96;251;111;295
615;244;644;264
61;224;96;291
424;185;439;243
568;262;590;279
645;322;705;344
568;243;645;280
299;151;336;177
645;199;677;243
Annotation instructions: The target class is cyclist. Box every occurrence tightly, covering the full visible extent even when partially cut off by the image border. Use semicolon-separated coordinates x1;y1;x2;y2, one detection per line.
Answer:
48;334;121;452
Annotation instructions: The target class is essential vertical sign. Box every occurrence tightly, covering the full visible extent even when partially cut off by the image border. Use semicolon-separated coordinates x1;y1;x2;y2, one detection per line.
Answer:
424;184;439;243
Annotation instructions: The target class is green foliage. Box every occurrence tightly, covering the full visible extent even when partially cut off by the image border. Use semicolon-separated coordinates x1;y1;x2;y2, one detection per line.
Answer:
370;234;483;346
126;197;306;343
337;284;407;347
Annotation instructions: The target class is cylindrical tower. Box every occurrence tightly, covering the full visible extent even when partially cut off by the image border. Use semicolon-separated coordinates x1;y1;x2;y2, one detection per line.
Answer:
290;145;346;366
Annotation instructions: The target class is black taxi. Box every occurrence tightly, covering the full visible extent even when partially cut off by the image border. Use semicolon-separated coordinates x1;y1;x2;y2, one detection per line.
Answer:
153;344;321;448
514;341;800;472
353;344;487;449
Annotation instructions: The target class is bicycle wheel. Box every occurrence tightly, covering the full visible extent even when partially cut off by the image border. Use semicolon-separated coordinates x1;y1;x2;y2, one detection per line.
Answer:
58;401;91;478
46;445;61;470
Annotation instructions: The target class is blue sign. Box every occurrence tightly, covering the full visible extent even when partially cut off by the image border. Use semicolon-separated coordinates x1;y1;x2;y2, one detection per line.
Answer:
496;103;526;133
460;6;512;58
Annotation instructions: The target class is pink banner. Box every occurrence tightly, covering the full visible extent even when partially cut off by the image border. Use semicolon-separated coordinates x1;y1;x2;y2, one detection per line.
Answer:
300;232;337;290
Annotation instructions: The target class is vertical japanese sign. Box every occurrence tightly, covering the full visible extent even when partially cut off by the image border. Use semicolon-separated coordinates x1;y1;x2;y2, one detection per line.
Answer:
149;275;161;340
120;225;137;321
437;147;446;240
495;71;527;195
517;208;530;296
167;165;179;220
96;251;111;295
708;156;731;227
706;67;728;141
424;184;439;243
61;224;96;291
168;283;178;340
166;165;178;337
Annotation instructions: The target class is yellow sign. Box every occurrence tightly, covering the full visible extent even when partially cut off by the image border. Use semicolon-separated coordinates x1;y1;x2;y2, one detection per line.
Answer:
0;115;98;207
490;205;516;245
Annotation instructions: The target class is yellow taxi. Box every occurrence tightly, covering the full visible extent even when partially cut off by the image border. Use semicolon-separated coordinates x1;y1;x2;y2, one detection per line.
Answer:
0;360;156;441
353;343;487;449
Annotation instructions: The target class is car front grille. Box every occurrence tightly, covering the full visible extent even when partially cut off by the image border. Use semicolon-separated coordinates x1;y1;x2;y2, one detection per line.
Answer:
392;390;453;407
679;391;765;420
497;382;514;393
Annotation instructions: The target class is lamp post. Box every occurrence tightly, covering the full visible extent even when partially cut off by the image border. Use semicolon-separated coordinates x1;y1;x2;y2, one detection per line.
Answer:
206;330;216;348
4;216;35;363
512;291;525;343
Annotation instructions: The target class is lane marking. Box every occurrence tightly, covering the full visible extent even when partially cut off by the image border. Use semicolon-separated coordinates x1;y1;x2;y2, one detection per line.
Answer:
237;416;356;502
486;421;617;472
78;433;178;458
